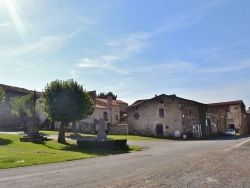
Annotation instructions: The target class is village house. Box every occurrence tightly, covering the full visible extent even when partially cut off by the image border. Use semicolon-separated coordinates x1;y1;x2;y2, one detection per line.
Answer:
39;90;129;134
127;94;225;138
1;83;249;137
208;100;249;135
75;91;129;134
0;84;35;128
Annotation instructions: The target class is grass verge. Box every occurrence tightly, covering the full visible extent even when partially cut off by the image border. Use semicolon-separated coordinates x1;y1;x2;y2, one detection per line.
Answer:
39;130;164;141
0;133;141;169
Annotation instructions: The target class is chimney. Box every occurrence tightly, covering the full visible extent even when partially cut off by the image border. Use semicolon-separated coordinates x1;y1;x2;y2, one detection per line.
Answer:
107;94;112;109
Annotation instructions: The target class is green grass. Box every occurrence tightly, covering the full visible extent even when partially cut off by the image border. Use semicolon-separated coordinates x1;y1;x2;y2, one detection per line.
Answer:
39;130;164;141
0;133;141;169
107;134;164;140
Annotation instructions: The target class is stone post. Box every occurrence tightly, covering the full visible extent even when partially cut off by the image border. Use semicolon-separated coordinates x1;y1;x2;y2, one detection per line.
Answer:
97;118;107;141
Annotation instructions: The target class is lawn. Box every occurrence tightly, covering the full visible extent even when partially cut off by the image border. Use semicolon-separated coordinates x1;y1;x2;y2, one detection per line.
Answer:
0;133;141;169
39;130;164;141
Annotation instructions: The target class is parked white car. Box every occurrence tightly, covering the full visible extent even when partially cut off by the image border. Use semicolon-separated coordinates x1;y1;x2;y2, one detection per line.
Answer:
225;129;236;136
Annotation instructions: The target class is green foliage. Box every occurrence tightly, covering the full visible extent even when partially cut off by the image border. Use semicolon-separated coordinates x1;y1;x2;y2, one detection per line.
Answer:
42;79;95;143
224;113;228;130
97;92;117;100
0;87;5;105
199;105;206;133
10;93;35;127
42;79;94;122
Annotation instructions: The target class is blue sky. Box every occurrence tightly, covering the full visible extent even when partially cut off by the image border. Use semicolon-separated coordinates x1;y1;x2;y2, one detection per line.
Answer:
0;0;250;107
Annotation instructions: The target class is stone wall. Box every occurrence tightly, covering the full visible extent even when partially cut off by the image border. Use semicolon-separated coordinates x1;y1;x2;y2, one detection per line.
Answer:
128;95;221;137
109;125;128;135
128;95;206;137
0;90;29;128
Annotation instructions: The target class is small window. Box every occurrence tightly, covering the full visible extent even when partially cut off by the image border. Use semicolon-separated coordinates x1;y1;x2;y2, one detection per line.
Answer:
160;100;163;104
189;109;192;117
159;108;164;118
134;112;140;120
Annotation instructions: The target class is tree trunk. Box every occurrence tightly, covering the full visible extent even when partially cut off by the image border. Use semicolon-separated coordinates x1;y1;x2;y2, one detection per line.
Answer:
58;121;66;143
72;120;76;136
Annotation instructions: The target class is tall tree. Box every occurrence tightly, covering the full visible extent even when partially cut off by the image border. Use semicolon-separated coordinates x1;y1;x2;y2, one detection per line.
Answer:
97;92;117;100
42;79;95;143
10;93;35;131
0;87;5;105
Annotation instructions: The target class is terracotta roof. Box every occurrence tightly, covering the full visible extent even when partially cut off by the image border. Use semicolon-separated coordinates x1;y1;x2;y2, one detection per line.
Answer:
95;104;107;109
114;100;128;105
96;98;119;106
0;83;33;94
208;100;244;107
129;99;148;107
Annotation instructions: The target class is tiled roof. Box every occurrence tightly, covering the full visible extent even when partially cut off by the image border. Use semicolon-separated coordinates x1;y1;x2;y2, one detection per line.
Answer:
129;99;148;107
96;98;119;106
208;100;244;107
114;100;128;105
95;104;107;109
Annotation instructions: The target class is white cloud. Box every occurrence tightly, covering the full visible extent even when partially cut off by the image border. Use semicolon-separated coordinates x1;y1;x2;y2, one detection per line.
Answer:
0;22;13;27
78;58;108;68
0;30;81;57
201;60;250;73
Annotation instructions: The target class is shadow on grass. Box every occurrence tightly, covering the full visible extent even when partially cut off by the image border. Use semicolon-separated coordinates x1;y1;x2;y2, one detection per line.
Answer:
40;140;131;156
0;138;13;145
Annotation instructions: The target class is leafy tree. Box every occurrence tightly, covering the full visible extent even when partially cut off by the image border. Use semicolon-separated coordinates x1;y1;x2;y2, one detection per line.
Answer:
97;92;117;100
10;93;35;131
0;87;5;105
42;79;95;143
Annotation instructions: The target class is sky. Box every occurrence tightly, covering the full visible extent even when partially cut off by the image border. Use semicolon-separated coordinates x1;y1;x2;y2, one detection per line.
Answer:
0;0;250;107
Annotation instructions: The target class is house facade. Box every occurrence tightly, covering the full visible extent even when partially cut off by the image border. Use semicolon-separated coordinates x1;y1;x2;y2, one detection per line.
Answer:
127;94;224;137
76;93;128;133
208;101;248;134
0;84;34;128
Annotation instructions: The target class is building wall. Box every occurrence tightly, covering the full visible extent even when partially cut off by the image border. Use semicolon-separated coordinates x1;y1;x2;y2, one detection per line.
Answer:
206;106;220;135
0;90;29;128
213;103;248;134
128;95;210;137
128;95;222;137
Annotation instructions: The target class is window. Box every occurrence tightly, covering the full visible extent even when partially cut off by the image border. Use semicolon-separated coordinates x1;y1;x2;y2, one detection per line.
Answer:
159;108;164;118
134;112;140;120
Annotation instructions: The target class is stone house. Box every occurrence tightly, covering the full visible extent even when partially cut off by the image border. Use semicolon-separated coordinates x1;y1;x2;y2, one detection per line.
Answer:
246;108;250;134
208;100;248;134
0;84;34;128
76;92;129;134
127;94;223;138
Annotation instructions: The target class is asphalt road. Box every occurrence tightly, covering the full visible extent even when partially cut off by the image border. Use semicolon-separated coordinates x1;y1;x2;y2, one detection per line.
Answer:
1;136;250;188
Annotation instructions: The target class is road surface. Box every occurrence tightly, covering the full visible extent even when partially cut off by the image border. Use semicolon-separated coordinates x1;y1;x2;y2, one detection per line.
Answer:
0;135;250;188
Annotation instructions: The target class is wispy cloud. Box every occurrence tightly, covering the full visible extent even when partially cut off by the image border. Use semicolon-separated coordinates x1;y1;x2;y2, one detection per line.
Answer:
77;0;228;74
0;22;13;27
77;31;152;73
0;30;81;57
201;60;250;73
78;58;110;68
97;4;121;10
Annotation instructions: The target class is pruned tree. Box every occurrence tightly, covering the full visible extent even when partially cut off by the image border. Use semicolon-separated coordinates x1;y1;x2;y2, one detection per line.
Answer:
97;92;117;100
0;87;5;105
10;93;35;131
42;79;95;143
